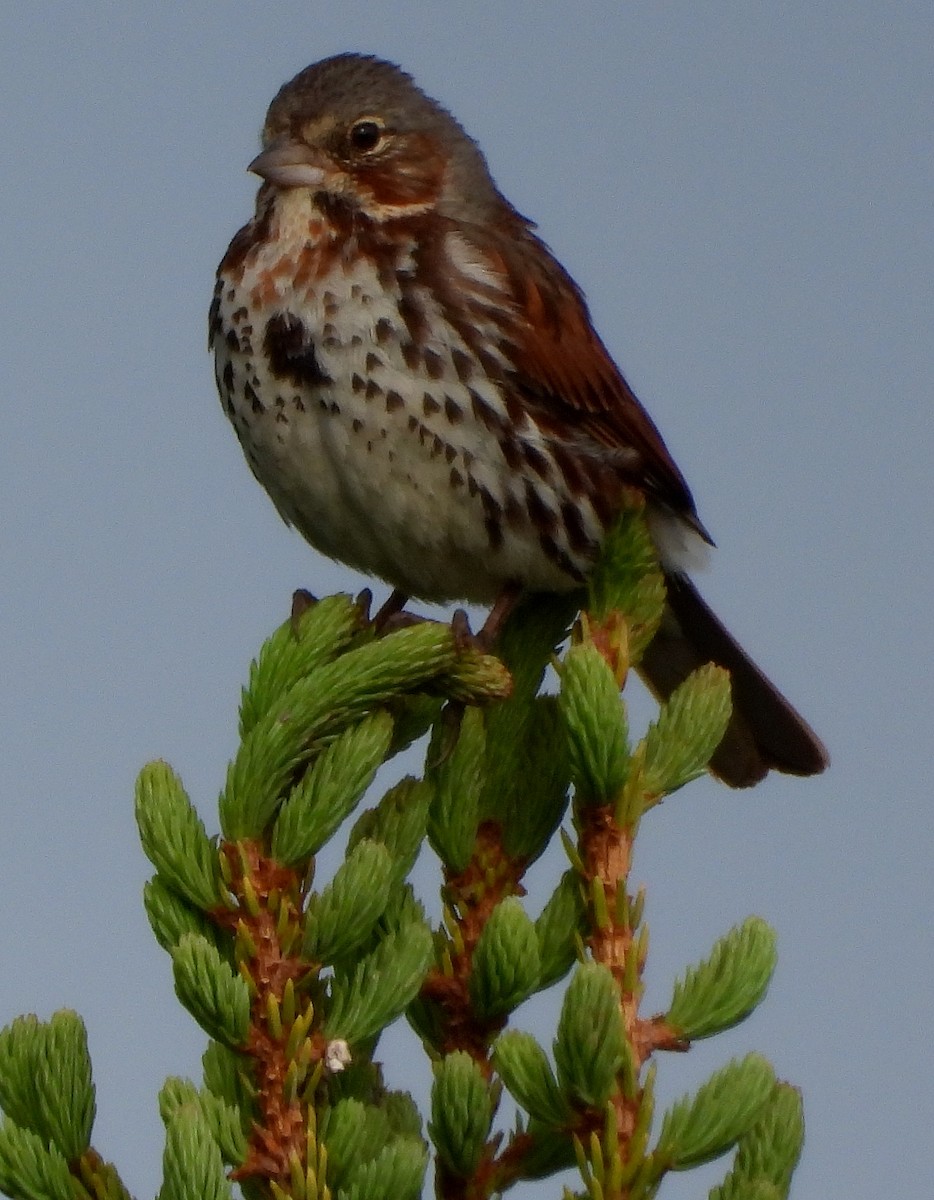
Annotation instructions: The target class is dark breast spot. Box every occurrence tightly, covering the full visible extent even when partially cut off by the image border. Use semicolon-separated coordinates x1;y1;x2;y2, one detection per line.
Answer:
263;313;332;390
560;502;592;554
524;480;559;536
396;291;425;341
498;437;522;470
451;348;474;383
523;443;552;481
476;347;507;384
423;348;445;380
244;381;264;414
470;389;508;435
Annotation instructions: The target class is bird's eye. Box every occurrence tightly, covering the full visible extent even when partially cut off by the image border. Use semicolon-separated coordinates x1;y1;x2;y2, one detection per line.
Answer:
348;120;384;153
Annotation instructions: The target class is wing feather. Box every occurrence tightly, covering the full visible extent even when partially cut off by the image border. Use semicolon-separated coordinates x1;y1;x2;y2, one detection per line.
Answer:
478;225;708;536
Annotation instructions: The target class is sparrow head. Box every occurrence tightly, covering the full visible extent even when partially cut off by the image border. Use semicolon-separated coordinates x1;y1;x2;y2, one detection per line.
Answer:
249;53;503;224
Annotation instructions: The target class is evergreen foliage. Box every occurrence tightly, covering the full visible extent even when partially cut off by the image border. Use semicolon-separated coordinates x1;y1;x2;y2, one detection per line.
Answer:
0;505;804;1199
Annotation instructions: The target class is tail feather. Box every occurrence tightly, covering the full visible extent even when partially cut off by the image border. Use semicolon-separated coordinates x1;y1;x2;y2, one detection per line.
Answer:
638;574;828;788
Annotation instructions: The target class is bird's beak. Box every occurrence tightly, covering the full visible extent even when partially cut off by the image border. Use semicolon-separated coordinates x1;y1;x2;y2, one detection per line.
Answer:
248;139;328;189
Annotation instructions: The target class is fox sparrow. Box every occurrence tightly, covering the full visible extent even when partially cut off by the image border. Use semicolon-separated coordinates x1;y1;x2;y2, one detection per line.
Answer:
210;53;827;787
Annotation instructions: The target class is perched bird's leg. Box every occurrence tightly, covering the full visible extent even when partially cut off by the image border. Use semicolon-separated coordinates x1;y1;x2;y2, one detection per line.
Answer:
476;583;524;653
438;591;522;771
373;588;411;633
450;583;523;655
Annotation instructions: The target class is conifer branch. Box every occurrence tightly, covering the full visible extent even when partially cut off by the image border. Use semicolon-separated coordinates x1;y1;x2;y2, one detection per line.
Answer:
0;505;805;1200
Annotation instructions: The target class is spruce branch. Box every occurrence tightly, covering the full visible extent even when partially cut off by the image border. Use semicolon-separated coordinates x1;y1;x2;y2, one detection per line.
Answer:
0;506;809;1200
138;597;510;1199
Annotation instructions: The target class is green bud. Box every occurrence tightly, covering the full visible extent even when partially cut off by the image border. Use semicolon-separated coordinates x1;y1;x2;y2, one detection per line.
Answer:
553;963;626;1108
378;883;429;936
640;663;732;798
304;839;394;964
0;1016;43;1134
136;762;223;911
535;871;585;991
158;1077;199;1124
171;935;250;1049
586;506;665;660
492;1030;570;1127
271;710;394;864
440;648;513;705
652;1052;776;1172
158;1079;246;1168
33;1011;95;1160
337;1135;428;1200
429;1051;493;1178
710;1083;804;1200
667;917;778;1041
159;1106;232;1200
497;696;571;864
559;643;630;806
479;596;575;860
426;705;484;872
221;622;462;840
348;777;432;886
201;1042;253;1116
712;1183;782;1200
469;897;541;1019
0;1120;74;1200
320;1099;386;1191
195;1093;247;1168
383;1090;423;1141
513;1120;578;1178
387;694;444;757
239;593;364;738
325;920;433;1045
495;593;579;701
143;877;228;958
0;1012;95;1162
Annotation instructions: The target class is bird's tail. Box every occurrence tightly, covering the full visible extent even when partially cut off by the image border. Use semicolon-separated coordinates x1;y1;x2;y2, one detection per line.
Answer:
638;574;828;788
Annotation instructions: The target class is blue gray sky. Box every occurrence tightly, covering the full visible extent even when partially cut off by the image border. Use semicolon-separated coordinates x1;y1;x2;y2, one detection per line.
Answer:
1;4;931;1197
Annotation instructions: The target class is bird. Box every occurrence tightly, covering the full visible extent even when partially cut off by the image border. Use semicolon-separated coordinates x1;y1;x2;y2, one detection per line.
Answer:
210;52;827;788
